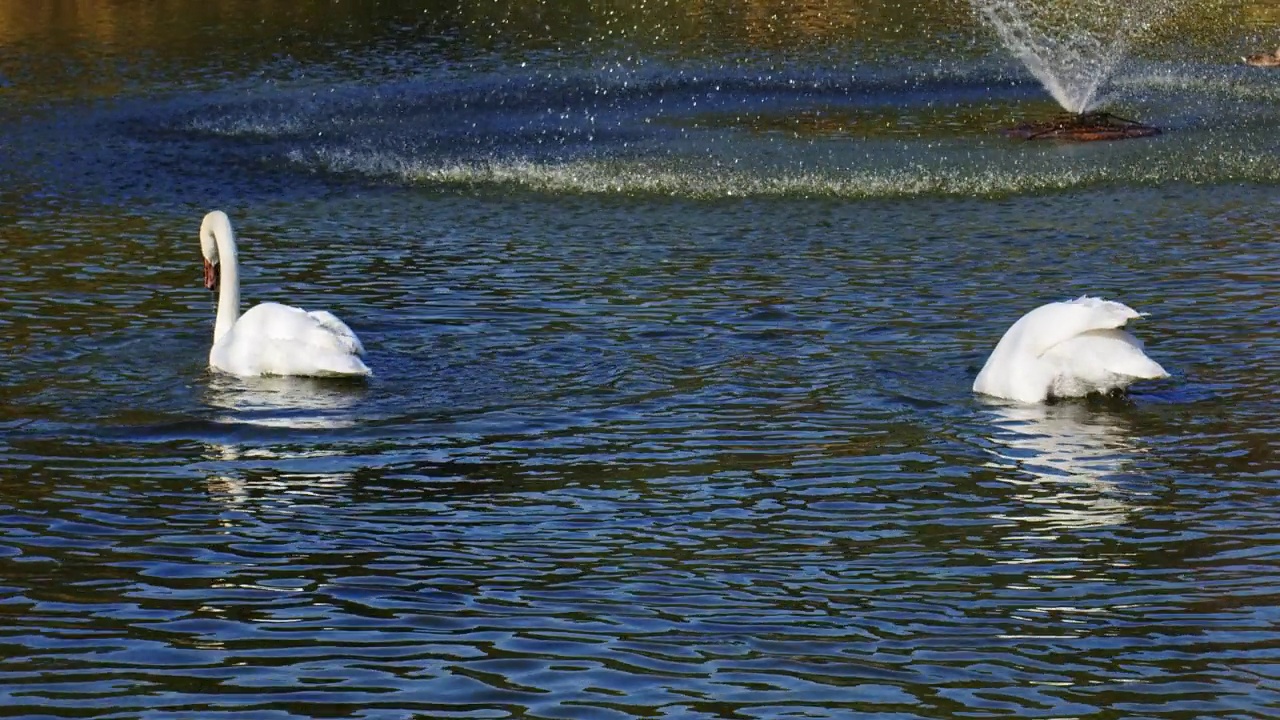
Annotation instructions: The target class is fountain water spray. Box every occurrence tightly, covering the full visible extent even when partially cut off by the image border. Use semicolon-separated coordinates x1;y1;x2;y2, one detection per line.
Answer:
972;0;1184;139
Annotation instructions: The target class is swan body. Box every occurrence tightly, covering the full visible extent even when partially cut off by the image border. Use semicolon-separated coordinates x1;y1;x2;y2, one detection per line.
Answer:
973;296;1167;403
200;211;371;378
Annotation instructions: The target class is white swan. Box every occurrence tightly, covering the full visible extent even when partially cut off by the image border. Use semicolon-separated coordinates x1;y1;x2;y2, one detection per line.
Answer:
973;296;1167;403
200;210;371;378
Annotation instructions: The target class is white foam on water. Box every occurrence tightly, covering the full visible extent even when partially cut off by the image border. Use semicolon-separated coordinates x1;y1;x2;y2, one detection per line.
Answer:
288;141;1280;200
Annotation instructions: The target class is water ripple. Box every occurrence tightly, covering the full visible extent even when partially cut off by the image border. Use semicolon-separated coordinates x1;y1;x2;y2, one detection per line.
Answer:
3;7;1280;717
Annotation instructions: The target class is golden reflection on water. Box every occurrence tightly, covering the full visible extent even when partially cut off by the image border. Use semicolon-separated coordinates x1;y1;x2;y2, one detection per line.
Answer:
0;0;1265;107
1243;0;1280;24
0;0;1256;49
0;0;904;44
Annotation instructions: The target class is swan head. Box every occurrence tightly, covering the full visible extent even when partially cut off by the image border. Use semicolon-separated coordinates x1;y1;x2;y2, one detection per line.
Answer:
203;258;220;291
200;211;233;291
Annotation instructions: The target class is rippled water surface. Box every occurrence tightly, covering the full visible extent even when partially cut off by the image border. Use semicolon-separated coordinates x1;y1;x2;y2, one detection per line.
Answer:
2;1;1279;717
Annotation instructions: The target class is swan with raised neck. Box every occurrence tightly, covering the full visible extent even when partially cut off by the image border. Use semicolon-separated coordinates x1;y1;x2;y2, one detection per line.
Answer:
198;210;370;378
200;210;241;346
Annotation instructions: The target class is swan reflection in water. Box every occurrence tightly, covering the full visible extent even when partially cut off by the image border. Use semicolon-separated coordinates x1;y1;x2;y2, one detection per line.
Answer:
204;373;367;430
201;373;367;507
982;401;1150;531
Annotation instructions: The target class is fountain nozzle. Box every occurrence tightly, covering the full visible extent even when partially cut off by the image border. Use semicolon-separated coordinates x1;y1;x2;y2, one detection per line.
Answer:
1005;111;1161;142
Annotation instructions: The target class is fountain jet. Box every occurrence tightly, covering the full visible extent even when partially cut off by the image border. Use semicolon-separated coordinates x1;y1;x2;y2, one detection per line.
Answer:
973;0;1180;140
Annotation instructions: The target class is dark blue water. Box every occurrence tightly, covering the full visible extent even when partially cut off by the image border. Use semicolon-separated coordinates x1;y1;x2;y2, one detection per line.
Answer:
1;1;1279;717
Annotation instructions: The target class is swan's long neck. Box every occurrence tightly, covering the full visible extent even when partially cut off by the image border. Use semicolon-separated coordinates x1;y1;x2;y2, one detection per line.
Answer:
205;216;241;345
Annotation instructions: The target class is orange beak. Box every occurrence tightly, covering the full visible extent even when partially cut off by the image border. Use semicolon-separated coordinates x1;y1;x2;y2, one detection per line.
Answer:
203;259;219;291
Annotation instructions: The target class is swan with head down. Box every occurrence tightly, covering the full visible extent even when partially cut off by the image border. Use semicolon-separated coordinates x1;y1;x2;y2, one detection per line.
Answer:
973;296;1167;403
199;210;371;378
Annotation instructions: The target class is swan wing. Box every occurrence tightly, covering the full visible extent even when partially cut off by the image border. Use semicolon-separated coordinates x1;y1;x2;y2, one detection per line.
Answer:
211;302;371;377
1020;296;1144;358
1043;328;1169;397
305;310;366;356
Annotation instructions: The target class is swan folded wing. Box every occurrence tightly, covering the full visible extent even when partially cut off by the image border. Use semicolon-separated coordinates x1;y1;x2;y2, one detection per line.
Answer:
1025;296;1144;358
1046;329;1169;380
1039;329;1168;398
306;310;366;356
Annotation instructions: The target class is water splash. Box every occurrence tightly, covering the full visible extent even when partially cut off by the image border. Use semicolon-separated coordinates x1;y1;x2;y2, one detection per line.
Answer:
972;0;1181;113
289;142;1280;199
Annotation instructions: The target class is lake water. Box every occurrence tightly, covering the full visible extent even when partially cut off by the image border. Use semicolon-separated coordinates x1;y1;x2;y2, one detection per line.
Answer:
1;1;1279;717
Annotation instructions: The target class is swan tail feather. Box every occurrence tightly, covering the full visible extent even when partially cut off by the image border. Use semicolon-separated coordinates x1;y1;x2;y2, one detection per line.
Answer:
306;310;366;356
312;354;372;377
1044;329;1168;397
1018;296;1145;358
1069;295;1143;324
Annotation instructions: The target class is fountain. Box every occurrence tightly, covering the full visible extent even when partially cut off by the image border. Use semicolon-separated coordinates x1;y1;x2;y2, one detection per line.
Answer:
972;0;1180;141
